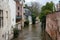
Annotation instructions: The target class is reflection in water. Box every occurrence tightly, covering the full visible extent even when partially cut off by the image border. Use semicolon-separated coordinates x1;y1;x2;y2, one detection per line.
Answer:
12;23;51;40
29;24;32;32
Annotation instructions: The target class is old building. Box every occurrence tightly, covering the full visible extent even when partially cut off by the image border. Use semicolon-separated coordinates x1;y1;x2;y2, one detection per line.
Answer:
46;11;60;40
0;0;16;40
15;0;22;22
14;0;25;30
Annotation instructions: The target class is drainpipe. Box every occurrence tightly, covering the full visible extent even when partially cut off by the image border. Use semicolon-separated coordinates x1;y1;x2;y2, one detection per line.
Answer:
21;0;24;28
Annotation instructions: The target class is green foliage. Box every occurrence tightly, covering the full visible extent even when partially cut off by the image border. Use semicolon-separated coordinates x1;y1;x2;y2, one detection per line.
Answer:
39;1;56;30
24;4;29;8
39;1;56;22
13;28;19;38
44;10;51;15
31;13;36;24
24;19;29;26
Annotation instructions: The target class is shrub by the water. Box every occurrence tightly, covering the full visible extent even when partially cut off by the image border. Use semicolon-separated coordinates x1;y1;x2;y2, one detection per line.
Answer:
24;20;29;26
13;28;19;38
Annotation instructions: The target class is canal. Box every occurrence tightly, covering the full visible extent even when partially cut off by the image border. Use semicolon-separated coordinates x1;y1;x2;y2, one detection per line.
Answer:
12;23;52;40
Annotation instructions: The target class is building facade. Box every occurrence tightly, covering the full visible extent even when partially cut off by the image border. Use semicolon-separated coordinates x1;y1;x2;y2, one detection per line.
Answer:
15;0;23;22
0;0;16;40
15;0;25;30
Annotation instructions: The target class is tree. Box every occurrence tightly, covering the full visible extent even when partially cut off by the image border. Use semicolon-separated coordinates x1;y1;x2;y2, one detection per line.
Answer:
30;2;41;24
31;2;41;17
25;2;41;24
40;1;56;21
39;1;56;30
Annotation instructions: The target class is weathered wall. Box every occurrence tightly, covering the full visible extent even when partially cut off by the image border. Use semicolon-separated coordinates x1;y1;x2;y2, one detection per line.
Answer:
0;0;16;40
46;12;60;40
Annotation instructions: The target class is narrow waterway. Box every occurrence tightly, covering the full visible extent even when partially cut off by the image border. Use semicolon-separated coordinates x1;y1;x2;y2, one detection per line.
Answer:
12;23;52;40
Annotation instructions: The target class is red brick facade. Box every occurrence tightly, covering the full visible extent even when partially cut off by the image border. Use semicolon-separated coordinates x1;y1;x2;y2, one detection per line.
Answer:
46;12;60;40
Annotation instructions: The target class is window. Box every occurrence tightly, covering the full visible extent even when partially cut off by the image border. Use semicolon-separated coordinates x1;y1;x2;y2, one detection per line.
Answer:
0;10;3;28
18;12;19;16
18;6;19;10
6;11;8;18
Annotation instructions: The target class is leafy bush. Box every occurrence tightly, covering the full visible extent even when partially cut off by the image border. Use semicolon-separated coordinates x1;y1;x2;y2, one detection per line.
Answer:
39;1;55;30
24;20;29;26
31;14;36;24
13;28;19;38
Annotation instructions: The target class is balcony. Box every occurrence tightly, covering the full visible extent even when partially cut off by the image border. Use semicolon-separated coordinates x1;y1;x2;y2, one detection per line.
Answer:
16;16;22;22
16;16;22;19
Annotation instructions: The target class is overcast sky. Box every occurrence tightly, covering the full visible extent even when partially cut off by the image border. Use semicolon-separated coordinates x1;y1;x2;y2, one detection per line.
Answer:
25;0;59;5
